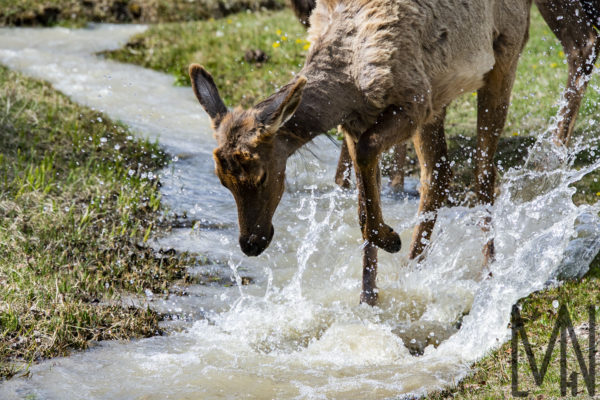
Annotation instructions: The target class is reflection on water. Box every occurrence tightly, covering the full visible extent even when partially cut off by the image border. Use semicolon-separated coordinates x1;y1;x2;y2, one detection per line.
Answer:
0;24;599;399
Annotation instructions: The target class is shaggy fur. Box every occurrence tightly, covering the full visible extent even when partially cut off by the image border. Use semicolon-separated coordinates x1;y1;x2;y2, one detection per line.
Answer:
304;0;524;124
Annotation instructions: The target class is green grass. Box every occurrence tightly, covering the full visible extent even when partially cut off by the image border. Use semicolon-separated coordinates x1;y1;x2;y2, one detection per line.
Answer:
0;65;191;379
0;0;285;27
0;3;597;395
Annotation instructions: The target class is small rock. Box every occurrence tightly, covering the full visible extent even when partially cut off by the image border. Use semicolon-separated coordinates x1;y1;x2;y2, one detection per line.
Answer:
244;49;268;64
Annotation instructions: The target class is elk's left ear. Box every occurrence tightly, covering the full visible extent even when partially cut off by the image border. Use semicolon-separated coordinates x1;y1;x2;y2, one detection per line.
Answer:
258;76;307;131
189;64;228;127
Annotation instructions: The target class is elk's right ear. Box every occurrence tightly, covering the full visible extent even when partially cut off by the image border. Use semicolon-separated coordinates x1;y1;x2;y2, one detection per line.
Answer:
189;64;228;127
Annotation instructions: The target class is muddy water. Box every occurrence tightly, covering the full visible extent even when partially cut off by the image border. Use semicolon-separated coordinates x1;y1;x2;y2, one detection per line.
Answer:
1;24;599;399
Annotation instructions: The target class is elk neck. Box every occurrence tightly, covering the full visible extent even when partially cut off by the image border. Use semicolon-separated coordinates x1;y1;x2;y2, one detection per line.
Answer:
277;62;380;157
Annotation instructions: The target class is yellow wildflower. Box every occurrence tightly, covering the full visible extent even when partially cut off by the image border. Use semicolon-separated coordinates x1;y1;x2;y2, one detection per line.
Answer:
296;38;304;44
550;62;557;68
272;42;280;48
597;192;600;196
276;29;282;36
559;50;565;58
303;43;310;50
471;92;477;97
512;132;519;136
227;19;232;24
281;36;287;41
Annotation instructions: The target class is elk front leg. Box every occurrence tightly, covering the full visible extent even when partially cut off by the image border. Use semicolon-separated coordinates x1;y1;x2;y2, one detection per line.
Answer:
409;109;450;260
361;242;378;305
476;57;520;264
536;0;600;145
343;112;408;254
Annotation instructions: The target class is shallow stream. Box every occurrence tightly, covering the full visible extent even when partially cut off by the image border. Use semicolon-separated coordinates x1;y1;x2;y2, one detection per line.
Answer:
0;24;599;399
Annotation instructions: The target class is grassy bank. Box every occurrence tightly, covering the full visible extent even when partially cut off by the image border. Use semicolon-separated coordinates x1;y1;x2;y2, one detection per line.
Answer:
0;65;189;379
0;0;285;27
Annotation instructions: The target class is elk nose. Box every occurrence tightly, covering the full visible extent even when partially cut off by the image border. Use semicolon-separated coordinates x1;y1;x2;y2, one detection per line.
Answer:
239;225;274;257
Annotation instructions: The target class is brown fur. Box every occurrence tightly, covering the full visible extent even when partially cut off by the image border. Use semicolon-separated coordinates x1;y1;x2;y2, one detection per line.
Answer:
191;0;533;305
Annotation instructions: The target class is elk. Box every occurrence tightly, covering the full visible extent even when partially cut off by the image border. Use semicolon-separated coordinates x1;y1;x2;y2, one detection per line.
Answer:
190;0;532;305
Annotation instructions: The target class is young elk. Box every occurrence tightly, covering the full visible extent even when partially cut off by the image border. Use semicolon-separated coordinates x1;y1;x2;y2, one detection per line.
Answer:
190;0;531;305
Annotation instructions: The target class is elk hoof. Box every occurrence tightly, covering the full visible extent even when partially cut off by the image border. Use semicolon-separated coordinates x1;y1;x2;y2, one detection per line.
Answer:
360;289;378;306
369;225;401;253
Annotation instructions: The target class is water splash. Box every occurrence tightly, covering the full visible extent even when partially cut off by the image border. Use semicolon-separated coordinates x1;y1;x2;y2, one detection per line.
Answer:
0;24;599;399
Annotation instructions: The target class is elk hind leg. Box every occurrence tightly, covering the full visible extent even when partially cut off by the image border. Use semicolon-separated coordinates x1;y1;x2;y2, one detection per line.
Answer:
388;143;407;192
476;58;520;264
408;108;451;260
335;138;353;189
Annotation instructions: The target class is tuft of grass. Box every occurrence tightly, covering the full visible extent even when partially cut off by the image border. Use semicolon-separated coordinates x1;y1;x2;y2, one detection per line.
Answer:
0;65;189;379
0;0;286;27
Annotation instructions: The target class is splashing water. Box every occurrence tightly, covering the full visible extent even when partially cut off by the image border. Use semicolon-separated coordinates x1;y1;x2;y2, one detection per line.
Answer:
0;24;599;399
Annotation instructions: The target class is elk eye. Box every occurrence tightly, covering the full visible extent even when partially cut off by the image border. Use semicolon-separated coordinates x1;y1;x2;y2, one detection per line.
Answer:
258;172;267;186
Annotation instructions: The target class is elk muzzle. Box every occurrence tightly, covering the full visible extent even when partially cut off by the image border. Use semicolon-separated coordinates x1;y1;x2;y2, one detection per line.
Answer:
239;224;275;256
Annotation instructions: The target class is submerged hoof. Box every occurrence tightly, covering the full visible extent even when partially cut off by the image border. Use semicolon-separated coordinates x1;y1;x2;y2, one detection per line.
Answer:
369;225;401;253
360;289;378;306
388;176;404;193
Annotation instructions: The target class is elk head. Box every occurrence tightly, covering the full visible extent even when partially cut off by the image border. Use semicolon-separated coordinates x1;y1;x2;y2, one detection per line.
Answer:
189;64;306;256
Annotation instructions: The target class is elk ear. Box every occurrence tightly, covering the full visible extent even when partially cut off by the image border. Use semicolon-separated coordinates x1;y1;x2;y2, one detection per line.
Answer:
258;76;307;131
189;64;228;127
